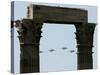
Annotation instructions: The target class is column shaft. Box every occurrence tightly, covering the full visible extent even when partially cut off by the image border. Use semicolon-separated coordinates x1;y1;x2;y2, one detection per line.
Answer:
75;23;96;69
15;19;42;73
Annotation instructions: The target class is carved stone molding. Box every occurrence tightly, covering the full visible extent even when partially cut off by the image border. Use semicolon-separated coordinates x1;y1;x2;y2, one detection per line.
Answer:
15;19;43;73
14;4;97;73
74;23;96;69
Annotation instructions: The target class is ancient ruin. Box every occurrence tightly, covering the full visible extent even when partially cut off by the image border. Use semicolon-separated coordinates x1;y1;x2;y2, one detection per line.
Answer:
14;4;96;73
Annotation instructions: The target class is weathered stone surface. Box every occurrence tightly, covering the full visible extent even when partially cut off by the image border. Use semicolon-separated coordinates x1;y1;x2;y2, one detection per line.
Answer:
75;23;96;69
15;19;43;73
15;4;96;73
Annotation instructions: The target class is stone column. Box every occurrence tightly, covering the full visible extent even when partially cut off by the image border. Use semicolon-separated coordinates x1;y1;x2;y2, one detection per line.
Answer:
15;19;43;73
74;23;96;70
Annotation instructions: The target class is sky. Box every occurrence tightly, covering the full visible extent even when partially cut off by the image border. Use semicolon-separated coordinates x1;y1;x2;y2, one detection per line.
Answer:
11;1;97;73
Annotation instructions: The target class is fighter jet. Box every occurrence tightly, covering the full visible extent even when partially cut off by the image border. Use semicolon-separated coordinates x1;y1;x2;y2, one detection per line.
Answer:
69;50;75;53
39;51;43;53
49;49;55;52
62;47;68;50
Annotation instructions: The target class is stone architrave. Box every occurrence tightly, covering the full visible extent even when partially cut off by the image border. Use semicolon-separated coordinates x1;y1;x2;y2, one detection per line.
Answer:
15;4;96;73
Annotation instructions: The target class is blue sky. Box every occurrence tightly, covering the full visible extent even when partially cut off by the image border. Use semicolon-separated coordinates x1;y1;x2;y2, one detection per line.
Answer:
12;1;97;73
